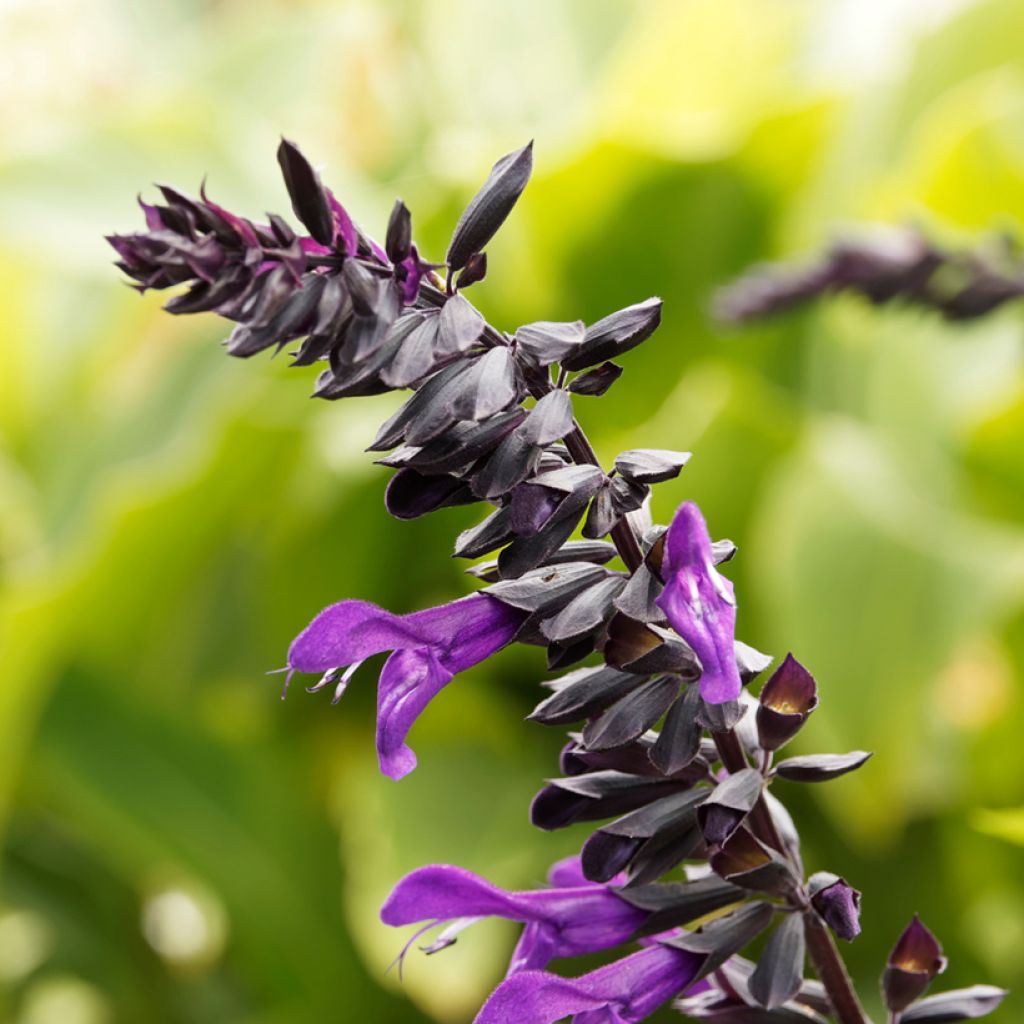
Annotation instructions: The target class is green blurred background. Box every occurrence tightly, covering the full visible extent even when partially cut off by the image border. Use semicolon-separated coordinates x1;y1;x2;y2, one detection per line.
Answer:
2;0;1024;1020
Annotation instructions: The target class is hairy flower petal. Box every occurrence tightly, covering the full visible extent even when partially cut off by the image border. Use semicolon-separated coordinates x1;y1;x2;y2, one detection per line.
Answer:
288;594;524;777
376;648;454;778
381;863;646;972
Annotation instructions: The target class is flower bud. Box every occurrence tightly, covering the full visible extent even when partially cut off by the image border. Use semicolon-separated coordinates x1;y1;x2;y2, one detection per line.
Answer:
809;872;862;941
385;199;413;263
756;653;818;751
456;251;488;289
882;915;947;1013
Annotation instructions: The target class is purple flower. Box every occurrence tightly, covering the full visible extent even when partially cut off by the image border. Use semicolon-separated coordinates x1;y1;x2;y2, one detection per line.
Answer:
380;859;645;974
655;502;740;704
288;593;524;779
473;943;705;1024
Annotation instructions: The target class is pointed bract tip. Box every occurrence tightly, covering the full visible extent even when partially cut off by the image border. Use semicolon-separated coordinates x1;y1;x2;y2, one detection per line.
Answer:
890;915;945;972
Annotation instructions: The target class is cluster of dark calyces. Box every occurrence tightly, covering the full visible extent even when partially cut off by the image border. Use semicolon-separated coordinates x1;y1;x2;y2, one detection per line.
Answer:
715;225;1024;324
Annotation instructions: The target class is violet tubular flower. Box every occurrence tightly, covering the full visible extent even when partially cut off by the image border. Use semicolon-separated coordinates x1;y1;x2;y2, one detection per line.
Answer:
473;943;706;1024
287;594;524;778
380;859;645;974
655;502;741;704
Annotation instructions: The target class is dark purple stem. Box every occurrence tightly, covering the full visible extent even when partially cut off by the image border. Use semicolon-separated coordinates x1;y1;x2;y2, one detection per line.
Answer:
804;911;873;1024
561;428;644;572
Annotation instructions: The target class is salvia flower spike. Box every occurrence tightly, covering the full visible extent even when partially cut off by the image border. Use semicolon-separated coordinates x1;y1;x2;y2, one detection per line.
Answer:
110;140;1007;1024
715;224;1024;324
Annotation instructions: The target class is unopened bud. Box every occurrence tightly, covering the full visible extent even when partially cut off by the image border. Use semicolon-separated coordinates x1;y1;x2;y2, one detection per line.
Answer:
809;872;862;942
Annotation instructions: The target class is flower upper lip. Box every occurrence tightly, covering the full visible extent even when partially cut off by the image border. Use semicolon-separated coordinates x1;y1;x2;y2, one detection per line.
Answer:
286;593;524;779
380;858;646;975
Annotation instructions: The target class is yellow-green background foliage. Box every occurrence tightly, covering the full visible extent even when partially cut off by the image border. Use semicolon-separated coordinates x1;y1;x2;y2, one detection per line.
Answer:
2;1;1024;1021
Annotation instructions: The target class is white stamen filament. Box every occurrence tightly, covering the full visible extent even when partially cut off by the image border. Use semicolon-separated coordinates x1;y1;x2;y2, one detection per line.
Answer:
422;916;483;954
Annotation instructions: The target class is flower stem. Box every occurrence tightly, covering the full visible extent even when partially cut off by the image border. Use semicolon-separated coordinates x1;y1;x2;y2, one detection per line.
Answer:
561;427;644;572
711;729;747;772
804;910;873;1024
711;732;783;848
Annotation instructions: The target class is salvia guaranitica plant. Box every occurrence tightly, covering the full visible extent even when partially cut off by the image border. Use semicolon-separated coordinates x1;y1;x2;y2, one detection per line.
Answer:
109;141;1009;1024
